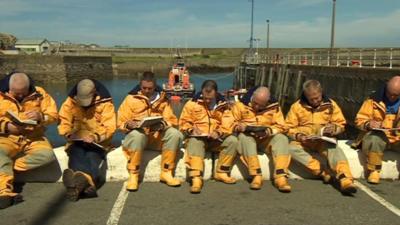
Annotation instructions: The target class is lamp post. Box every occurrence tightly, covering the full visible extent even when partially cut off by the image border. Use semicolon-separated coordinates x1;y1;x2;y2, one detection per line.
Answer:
249;0;255;50
266;19;270;58
330;0;336;49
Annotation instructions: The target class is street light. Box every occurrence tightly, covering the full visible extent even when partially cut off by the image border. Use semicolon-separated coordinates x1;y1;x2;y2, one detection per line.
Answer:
266;19;270;57
330;0;336;49
248;0;255;50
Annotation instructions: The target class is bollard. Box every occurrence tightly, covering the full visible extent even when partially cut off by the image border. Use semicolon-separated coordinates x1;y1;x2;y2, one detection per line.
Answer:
347;50;350;67
390;48;393;69
327;50;330;66
311;52;314;65
336;50;340;66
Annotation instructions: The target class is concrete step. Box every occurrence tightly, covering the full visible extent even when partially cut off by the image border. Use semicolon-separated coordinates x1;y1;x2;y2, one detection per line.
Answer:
15;140;400;183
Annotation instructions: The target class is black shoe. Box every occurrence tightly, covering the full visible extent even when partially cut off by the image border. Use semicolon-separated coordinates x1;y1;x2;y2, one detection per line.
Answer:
74;173;90;195
0;194;23;209
62;169;75;188
63;169;80;202
84;186;98;198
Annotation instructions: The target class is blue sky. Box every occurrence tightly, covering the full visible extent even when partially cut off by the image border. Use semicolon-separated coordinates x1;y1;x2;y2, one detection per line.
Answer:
1;0;399;48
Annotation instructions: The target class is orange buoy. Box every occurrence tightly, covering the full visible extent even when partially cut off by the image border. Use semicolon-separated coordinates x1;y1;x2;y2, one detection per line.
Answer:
171;95;181;101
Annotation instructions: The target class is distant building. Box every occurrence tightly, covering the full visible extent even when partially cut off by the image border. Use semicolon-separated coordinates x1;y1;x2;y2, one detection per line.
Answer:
15;39;50;54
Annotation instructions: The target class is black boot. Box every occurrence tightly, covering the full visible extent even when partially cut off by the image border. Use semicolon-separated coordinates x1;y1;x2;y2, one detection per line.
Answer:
0;194;23;209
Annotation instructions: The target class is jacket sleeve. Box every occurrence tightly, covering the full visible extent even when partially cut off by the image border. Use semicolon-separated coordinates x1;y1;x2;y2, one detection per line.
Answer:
330;101;346;135
270;107;287;134
355;99;374;131
230;102;243;130
179;101;194;135
218;108;236;135
39;88;58;126
162;103;178;127
117;96;134;133
94;101;117;142
0;100;11;134
285;104;306;140
58;98;74;137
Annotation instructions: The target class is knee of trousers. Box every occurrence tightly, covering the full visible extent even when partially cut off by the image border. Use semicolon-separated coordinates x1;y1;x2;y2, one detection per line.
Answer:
186;138;206;158
221;135;239;156
0;150;13;175
288;145;312;166
362;132;387;152
269;134;290;156
123;130;147;150
162;127;183;150
238;133;257;156
327;147;348;164
15;149;56;171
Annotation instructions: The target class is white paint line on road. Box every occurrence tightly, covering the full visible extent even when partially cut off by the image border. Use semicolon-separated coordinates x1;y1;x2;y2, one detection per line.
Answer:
355;180;400;217
106;182;130;225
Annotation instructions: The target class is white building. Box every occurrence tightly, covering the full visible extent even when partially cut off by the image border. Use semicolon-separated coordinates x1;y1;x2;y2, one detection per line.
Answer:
15;39;50;54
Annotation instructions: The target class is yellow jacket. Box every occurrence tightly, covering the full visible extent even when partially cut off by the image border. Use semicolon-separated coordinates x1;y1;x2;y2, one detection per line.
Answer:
231;95;287;135
118;87;178;133
285;95;346;140
179;93;235;136
58;80;116;145
355;87;400;144
0;76;58;139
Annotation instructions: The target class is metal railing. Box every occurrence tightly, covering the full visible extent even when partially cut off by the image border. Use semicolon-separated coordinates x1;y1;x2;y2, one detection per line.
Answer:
243;48;400;69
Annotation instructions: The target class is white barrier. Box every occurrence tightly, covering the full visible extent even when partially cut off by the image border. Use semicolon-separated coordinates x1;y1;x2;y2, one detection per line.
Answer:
15;140;400;183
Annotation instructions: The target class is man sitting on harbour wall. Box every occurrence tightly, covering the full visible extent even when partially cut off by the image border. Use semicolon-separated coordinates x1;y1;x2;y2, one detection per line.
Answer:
0;72;58;209
179;80;238;193
285;80;357;194
354;75;400;184
58;79;116;201
232;86;292;192
118;71;183;191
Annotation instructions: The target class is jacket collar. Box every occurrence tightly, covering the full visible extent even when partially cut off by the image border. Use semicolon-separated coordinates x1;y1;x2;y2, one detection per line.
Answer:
128;84;163;95
299;92;332;109
192;91;230;111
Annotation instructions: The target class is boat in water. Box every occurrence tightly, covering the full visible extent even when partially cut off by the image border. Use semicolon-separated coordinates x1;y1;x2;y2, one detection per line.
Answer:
162;56;195;99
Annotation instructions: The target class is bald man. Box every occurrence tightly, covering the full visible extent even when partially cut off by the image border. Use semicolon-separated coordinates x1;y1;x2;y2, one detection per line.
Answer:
0;72;58;209
232;86;292;192
354;75;400;184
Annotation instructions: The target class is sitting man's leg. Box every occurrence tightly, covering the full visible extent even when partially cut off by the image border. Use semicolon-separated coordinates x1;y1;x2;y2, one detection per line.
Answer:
322;143;357;194
288;143;331;183
64;143;104;201
122;129;148;191
0;142;21;209
267;134;291;193
238;133;263;190
185;137;206;193
214;135;238;184
159;127;183;187
361;131;388;184
13;138;55;172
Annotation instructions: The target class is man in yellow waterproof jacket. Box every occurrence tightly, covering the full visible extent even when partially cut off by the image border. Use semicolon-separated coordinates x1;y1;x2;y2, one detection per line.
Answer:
0;72;58;209
58;79;116;201
179;80;238;193
286;80;357;194
232;86;291;192
354;75;400;184
118;72;183;191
